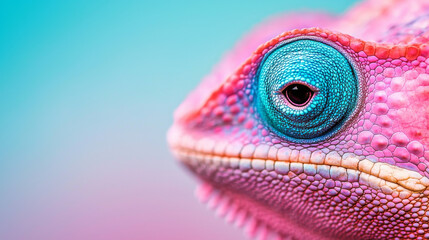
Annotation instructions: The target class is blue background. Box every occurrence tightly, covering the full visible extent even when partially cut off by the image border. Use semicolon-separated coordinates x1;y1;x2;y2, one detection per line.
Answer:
0;0;358;239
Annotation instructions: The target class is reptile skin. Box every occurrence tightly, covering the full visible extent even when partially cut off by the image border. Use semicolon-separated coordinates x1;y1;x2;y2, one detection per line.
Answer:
168;0;429;239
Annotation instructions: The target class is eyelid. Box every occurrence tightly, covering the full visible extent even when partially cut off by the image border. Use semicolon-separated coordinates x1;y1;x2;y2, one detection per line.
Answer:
276;80;319;93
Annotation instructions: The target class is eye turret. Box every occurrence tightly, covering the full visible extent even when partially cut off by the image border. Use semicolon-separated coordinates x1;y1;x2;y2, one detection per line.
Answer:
257;39;359;142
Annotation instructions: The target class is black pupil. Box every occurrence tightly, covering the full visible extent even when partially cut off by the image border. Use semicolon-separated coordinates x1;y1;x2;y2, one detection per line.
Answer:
283;84;313;106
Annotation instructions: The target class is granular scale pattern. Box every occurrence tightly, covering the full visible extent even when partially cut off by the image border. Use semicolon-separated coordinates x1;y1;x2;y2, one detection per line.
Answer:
168;0;429;239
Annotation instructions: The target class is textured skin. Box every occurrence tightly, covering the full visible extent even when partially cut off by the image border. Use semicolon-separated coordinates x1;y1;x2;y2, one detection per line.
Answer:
168;0;429;239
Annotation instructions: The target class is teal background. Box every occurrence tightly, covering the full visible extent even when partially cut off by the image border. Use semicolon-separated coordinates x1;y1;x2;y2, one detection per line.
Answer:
0;0;358;239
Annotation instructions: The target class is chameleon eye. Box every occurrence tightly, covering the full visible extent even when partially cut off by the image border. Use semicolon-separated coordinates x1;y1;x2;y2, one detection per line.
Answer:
257;39;359;142
282;83;314;107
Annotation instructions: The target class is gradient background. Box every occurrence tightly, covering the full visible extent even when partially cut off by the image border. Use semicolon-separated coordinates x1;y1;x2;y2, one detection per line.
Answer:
0;1;359;239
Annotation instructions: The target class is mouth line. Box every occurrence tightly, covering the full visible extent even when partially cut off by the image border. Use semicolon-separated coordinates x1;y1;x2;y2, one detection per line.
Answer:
172;147;429;195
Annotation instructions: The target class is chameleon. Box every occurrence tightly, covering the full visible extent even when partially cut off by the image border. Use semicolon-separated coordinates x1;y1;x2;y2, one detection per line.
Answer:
168;0;429;239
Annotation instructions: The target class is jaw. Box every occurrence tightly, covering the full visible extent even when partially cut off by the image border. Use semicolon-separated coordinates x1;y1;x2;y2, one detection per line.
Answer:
168;127;429;240
193;182;336;240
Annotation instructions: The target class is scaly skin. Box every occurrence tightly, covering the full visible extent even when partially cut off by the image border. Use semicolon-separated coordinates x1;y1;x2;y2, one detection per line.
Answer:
168;0;429;239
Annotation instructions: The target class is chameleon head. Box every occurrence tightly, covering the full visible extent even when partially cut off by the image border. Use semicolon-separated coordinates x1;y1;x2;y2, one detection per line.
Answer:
168;9;429;240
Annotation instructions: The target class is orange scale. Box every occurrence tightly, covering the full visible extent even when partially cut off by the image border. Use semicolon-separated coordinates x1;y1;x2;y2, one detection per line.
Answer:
338;35;350;46
350;39;364;52
364;42;376;56
389;46;406;59
375;46;390;59
406;46;420;61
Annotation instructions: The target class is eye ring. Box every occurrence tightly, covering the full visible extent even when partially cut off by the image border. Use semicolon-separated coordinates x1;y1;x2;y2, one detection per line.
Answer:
257;39;360;142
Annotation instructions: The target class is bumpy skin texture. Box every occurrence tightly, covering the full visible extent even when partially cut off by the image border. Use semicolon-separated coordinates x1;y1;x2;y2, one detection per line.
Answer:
168;0;429;239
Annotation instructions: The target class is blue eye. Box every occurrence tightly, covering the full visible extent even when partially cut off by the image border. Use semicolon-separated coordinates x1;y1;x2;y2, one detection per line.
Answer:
257;39;359;142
